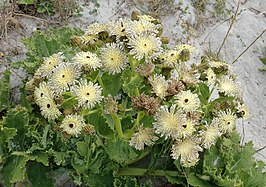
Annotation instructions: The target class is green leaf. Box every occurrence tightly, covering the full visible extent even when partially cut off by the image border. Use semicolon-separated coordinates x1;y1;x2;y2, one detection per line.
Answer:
101;73;121;96
17;0;35;5
197;82;210;105
122;68;144;96
2;107;29;150
259;57;266;65
187;173;214;187
0;127;17;153
2;156;29;186
0;70;11;111
105;138;138;164
27;162;54;187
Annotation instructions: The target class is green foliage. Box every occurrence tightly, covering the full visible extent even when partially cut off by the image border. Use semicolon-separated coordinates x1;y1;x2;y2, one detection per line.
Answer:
0;70;11;111
259;57;266;71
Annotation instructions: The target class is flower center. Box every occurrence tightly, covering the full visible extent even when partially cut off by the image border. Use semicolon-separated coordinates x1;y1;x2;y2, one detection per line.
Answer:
69;123;74;128
87;92;90;95
47;104;51;108
184;99;189;103
62;74;65;78
40;93;44;97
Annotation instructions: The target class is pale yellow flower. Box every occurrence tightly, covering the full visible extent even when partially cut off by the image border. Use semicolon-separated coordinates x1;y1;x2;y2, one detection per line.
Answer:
176;44;195;56
34;82;54;105
108;18;129;38
237;103;250;120
209;60;229;68
126;19;159;36
60;114;86;136
176;90;200;112
171;137;202;167
39;97;61;120
39;52;64;78
49;63;81;93
206;68;216;85
180;118;196;138
163;49;179;67
129;125;158;150
80;34;98;45
86;22;108;35
73;51;101;70
128;34;162;60
200;119;221;149
148;74;168;99
154;105;186;139
217;77;242;99
218;109;237;134
100;43;128;74
71;79;103;109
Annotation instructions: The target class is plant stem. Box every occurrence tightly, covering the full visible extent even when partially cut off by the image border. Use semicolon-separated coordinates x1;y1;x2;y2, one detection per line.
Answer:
117;168;180;177
217;0;240;57
96;72;106;96
125;111;144;139
111;113;123;139
232;29;266;64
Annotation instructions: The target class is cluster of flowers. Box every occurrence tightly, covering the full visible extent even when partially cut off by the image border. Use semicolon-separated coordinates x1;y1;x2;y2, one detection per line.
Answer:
27;12;250;167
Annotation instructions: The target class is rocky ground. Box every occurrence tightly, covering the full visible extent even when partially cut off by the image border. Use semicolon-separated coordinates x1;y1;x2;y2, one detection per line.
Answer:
0;0;265;185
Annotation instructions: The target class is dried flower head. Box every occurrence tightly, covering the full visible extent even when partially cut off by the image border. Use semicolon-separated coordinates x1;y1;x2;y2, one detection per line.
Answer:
73;51;101;70
176;44;195;62
167;79;185;96
39;97;61;120
136;62;155;77
100;43;128;74
176;90;200;112
154;105;186;139
148;74;169;99
103;95;118;114
60;114;86;136
49;63;81;93
71;79;103;109
218;109;237;134
200;119;221;149
83;124;96;135
171;137;202;167
131;93;159;115
128;34;162;60
129;125;158;150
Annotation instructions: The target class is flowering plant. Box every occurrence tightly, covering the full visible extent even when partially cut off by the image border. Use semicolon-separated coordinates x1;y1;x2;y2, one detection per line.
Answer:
0;13;265;187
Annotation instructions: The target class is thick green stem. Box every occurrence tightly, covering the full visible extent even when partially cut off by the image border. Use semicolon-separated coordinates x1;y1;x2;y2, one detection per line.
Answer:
117;168;180;177
111;113;123;139
97;73;106;96
124;111;144;139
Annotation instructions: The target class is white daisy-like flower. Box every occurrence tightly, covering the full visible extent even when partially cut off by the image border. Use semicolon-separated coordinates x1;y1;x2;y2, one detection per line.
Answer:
71;79;103;109
39;97;61;120
60;114;86;136
180;118;196;138
108;18;129;38
126;19;159;36
171;137;203;167
154;105;186;139
206;68;216;85
73;51;101;70
218;109;237;134
237;103;250;120
86;22;108;35
100;43;128;74
217;77;242;99
34;82;54;105
138;15;158;22
80;34;98;45
148;74;168;99
128;34;162;60
176;44;195;56
39;52;64;78
129;125;158;150
200;119;221;149
175;90;200;112
49;63;81;93
209;60;229;69
163;49;179;67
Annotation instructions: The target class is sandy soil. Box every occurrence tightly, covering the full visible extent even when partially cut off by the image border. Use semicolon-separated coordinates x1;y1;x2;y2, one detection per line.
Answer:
1;0;265;166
